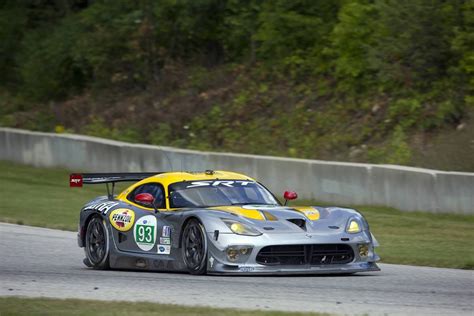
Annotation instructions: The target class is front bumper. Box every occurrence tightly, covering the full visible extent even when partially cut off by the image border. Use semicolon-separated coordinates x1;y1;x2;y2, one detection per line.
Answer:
206;230;380;275
208;261;380;275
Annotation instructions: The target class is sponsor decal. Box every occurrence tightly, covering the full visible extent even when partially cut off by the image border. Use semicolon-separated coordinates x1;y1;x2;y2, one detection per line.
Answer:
69;174;83;187
162;226;171;237
209;257;215;268
186;180;253;188
157;244;171;255
159;237;171;245
133;215;157;251
85;201;119;214
239;266;255;272
109;209;135;232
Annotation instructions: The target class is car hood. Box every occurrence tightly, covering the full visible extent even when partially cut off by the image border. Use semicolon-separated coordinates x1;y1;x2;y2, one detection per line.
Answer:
206;204;358;234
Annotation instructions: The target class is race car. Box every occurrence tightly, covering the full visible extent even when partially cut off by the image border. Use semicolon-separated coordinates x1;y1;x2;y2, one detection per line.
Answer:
71;170;380;275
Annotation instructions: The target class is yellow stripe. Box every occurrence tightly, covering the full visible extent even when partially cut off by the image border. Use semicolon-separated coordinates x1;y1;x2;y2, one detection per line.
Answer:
291;206;320;221
208;206;266;220
261;210;278;221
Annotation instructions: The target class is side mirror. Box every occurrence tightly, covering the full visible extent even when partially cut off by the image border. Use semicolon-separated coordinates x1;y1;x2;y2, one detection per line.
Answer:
135;193;154;207
283;191;298;206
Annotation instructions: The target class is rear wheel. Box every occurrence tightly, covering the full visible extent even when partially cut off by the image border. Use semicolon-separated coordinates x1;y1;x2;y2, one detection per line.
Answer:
84;216;110;269
182;219;207;275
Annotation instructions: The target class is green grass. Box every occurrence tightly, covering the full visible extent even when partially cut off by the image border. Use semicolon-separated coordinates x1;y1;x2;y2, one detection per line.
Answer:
0;160;473;269
0;161;130;230
359;206;474;269
0;297;330;316
0;161;103;230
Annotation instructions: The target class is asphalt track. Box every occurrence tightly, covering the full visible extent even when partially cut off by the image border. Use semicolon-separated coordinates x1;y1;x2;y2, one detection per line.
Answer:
0;223;473;316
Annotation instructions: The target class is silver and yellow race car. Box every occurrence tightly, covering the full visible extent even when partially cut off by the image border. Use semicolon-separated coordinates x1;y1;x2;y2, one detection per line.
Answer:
71;170;380;275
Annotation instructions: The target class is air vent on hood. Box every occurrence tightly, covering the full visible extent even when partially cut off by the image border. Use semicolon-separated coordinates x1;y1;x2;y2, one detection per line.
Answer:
287;218;306;231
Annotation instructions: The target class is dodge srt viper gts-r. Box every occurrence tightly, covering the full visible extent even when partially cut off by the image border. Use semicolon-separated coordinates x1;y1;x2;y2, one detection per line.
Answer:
71;170;380;275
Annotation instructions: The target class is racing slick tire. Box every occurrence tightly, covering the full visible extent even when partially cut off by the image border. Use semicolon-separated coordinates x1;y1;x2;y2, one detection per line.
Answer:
84;216;110;269
182;219;208;275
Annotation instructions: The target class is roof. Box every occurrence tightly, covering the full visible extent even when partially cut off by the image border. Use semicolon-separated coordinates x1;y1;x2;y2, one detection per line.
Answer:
116;170;255;206
150;170;253;185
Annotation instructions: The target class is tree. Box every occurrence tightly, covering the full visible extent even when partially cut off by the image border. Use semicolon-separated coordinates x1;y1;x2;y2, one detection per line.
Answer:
370;0;459;92
255;0;341;74
328;0;378;92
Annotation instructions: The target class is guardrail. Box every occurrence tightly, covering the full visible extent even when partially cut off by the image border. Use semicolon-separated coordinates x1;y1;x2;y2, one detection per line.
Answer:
1;127;472;214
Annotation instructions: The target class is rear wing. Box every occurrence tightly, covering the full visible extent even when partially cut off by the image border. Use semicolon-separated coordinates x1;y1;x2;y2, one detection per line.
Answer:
70;172;163;199
69;173;162;187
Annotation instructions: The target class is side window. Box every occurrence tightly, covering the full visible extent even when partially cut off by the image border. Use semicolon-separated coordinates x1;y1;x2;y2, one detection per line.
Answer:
128;183;165;209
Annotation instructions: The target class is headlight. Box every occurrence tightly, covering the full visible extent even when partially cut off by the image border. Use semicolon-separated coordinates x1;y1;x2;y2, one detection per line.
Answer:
226;246;253;262
222;219;262;236
346;219;361;234
358;244;369;257
227;248;240;261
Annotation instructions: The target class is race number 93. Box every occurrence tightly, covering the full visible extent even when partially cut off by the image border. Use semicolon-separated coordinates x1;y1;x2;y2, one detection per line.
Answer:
133;215;157;251
136;225;154;244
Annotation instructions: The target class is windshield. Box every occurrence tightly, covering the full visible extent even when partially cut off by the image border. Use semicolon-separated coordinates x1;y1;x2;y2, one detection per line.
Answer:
168;180;280;208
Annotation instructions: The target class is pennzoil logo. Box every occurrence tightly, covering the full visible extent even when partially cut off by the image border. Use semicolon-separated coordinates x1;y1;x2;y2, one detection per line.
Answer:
109;209;135;232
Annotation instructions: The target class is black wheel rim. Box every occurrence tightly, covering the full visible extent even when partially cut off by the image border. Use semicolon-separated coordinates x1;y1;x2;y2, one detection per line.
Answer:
183;222;205;270
87;218;106;264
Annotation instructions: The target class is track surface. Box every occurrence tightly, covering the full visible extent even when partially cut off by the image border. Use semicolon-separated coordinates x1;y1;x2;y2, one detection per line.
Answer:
1;223;473;315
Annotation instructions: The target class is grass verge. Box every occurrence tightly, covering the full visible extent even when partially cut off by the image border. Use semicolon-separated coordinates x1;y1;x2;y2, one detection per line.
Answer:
0;297;330;316
0;160;473;269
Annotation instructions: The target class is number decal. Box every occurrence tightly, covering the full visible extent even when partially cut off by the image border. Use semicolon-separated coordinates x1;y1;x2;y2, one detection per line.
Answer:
133;215;157;251
145;226;153;243
135;225;154;243
137;225;144;241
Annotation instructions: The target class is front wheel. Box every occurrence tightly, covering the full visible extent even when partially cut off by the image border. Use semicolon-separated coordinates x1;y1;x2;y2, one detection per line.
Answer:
182;219;207;275
84;216;110;269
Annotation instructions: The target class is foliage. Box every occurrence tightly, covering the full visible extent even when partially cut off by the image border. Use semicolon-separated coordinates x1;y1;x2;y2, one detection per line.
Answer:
367;125;412;165
149;124;173;146
370;0;459;92
84;118;141;143
0;0;473;170
328;0;378;92
0;2;27;88
19;17;87;101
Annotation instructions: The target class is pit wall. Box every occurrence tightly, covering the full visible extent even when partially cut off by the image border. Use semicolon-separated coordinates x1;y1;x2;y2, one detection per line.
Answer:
1;128;472;214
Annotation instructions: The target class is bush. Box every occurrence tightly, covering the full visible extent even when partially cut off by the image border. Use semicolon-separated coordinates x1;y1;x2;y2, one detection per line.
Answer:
368;125;412;165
